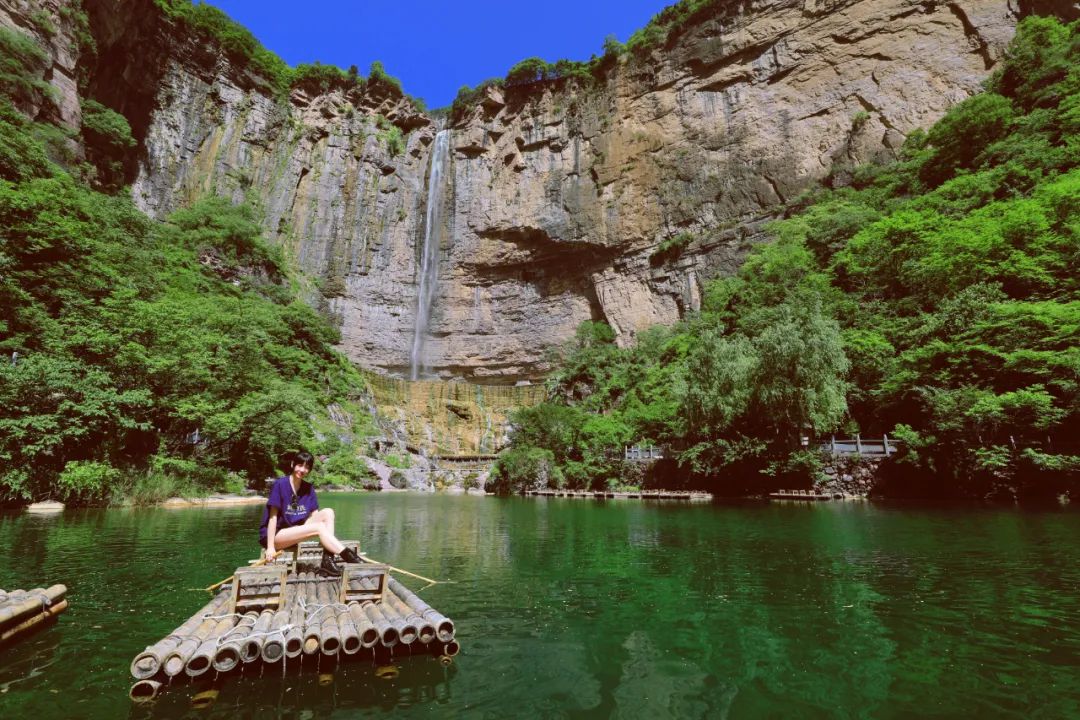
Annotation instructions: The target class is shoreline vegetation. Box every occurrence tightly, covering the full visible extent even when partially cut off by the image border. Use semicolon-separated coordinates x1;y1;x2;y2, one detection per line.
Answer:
490;16;1080;503
2;6;1077;507
0;16;382;509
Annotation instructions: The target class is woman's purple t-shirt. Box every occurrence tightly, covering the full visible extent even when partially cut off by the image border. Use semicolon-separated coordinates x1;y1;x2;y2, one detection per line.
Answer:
259;476;319;545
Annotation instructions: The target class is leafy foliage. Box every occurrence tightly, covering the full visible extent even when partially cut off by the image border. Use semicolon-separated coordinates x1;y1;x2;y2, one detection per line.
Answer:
80;99;136;190
0;26;55;112
375;115;404;157
500;17;1080;500
0;36;374;504
152;1;408;106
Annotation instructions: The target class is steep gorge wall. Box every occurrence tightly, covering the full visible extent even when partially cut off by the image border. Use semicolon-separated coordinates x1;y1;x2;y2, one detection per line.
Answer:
3;0;1046;384
437;0;1024;382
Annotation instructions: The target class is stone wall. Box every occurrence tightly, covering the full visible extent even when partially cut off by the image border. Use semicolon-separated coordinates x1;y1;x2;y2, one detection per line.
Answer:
819;455;883;497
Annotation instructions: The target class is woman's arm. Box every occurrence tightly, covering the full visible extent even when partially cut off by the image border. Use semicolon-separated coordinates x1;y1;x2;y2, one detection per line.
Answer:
266;507;279;560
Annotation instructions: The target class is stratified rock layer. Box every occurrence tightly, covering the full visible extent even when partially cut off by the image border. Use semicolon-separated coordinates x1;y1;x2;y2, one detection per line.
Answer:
6;0;1035;383
438;0;1022;382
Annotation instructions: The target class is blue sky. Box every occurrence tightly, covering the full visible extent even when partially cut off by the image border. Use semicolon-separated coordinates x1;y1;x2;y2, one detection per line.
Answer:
205;1;673;108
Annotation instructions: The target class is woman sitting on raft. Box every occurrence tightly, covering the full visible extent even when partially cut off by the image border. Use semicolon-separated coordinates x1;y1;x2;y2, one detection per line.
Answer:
259;451;363;577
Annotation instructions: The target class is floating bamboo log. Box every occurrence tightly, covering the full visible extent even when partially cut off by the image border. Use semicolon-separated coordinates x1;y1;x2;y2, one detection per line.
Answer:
0;599;68;644
245;608;274;663
302;581;329;656
284;578;307;658
337;603;361;655
384;589;431;644
348;602;379;649
432;639;460;666
0;584;68;644
163;601;235;677
260;605;291;663
388;577;455;642
376;588;418;645
185;614;238;677
211;611;257;673
316;582;342;656
128;679;163;702
361;599;398;647
130;590;229;679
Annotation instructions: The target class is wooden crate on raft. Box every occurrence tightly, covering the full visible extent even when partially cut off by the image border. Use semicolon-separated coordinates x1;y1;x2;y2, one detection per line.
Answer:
294;540;361;562
229;565;287;614
339;563;388;603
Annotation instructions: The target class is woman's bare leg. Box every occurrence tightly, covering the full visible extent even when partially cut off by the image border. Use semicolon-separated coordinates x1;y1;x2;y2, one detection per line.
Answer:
311;508;335;539
272;519;345;555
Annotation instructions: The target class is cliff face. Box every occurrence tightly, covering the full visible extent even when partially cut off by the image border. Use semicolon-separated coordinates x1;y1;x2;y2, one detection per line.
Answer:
6;0;1037;383
0;0;83;129
438;0;1023;381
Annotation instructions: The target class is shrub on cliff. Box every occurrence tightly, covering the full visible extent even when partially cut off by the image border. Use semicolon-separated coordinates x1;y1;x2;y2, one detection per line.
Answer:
80;99;136;191
154;0;291;91
488;447;562;494
0;26;53;110
0;101;51;181
291;62;355;95
367;60;403;94
0;32;372;503
505;16;1079;500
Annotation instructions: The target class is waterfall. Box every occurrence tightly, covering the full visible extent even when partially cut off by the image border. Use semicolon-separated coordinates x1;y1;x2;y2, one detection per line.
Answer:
410;129;451;380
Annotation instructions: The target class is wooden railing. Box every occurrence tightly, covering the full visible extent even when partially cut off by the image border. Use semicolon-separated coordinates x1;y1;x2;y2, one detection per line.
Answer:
822;435;900;457
624;445;664;461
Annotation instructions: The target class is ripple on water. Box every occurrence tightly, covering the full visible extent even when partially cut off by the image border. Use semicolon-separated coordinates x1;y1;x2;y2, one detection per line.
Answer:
0;498;1079;718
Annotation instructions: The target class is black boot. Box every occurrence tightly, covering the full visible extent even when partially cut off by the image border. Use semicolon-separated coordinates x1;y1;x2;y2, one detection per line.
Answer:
339;547;362;565
318;549;342;578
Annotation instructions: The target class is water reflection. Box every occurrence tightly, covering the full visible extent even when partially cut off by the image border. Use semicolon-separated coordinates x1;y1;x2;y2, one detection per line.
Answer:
0;626;62;694
125;649;458;719
0;496;1078;718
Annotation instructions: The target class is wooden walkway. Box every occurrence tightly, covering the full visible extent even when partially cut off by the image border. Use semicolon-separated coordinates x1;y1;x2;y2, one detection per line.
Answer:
767;490;868;501
768;490;835;501
522;489;712;501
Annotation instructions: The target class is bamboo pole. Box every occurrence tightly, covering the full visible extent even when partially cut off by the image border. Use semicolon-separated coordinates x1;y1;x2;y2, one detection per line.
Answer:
0;599;68;644
358;553;451;587
185;615;238;677
212;611;257;673
163;605;234;677
128;679;163;703
348;603;379;649
362;601;398;647
243;609;274;664
432;639;460;660
384;589;433;644
130;591;229;679
316;583;342;656
302;579;326;655
261;607;291;663
376;591;418;645
433;639;460;666
387;577;455;642
0;585;66;629
337;602;361;655
261;586;292;664
284;575;308;658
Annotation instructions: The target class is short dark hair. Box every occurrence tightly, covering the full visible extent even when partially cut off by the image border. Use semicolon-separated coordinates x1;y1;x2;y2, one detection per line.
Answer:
292;450;315;471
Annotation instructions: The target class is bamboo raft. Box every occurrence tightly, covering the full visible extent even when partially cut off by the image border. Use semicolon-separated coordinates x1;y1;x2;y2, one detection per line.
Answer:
128;542;458;702
0;585;68;645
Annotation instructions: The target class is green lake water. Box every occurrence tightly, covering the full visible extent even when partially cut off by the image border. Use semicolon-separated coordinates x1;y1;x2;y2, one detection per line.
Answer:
0;494;1078;719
